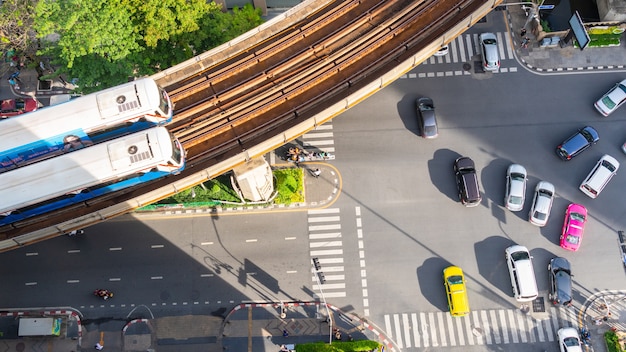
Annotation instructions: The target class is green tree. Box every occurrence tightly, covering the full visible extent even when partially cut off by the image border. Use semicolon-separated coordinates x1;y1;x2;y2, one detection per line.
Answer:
33;1;263;91
0;0;38;58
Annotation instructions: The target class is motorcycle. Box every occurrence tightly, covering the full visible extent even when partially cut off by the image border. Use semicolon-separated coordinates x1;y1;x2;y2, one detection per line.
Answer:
580;326;591;346
94;289;114;300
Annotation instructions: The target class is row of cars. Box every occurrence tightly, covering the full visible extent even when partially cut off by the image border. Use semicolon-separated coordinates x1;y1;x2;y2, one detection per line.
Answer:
442;249;573;317
456;159;589;250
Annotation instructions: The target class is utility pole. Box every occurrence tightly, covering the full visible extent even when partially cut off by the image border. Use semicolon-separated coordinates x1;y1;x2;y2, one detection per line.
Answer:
312;257;332;344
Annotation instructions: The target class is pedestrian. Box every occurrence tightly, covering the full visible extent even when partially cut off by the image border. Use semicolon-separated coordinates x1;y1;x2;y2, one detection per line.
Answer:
520;37;530;48
313;168;321;178
520;28;527;37
282;329;289;337
334;328;341;340
94;342;103;350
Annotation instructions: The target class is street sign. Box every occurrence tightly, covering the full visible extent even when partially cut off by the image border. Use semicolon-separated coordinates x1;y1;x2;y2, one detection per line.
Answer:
538;5;555;10
569;11;590;50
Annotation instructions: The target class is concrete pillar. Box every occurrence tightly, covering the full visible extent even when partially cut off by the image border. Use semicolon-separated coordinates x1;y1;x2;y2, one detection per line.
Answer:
253;0;268;16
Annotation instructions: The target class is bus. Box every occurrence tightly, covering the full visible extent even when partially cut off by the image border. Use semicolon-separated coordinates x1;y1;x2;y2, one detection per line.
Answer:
0;77;172;173
0;126;185;226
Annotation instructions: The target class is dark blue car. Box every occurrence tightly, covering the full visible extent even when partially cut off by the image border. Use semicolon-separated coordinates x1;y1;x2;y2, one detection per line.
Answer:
556;126;599;160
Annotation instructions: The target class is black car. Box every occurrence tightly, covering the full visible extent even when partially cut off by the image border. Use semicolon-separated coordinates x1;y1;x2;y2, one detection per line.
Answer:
416;97;438;139
454;157;481;207
556;126;599;160
548;257;572;306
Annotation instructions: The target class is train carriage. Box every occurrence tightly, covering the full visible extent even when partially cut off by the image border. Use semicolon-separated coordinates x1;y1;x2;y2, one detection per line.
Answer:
0;78;172;173
0;126;185;226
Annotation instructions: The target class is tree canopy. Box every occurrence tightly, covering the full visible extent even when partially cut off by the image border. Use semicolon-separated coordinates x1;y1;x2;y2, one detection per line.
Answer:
0;0;38;58
29;0;264;92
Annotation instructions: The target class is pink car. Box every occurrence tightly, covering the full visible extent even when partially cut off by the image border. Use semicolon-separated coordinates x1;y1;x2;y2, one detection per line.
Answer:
560;204;587;251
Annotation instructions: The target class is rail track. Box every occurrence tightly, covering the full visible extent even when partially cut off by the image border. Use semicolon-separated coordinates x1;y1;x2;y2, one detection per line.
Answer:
1;0;497;239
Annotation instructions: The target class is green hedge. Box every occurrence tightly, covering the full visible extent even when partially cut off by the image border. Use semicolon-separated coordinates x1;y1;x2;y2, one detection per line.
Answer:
604;330;622;352
143;168;304;208
294;340;382;352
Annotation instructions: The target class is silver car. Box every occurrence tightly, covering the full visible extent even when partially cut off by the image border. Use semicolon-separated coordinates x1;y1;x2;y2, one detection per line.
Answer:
529;181;555;227
504;164;527;211
479;33;500;72
416;97;438;139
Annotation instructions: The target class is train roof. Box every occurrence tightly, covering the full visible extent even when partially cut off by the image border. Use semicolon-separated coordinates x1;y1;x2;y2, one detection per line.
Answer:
0;127;174;214
0;77;162;152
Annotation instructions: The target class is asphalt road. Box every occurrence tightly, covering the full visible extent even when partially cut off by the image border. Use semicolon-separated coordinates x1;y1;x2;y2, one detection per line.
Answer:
1;11;625;352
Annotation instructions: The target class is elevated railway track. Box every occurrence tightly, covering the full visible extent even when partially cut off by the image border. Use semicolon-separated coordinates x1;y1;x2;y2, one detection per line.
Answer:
0;0;503;248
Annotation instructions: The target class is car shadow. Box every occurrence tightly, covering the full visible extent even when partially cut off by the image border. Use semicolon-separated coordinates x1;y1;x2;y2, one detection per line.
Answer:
481;158;510;223
474;236;517;299
416;257;452;312
396;93;424;137
427;149;462;203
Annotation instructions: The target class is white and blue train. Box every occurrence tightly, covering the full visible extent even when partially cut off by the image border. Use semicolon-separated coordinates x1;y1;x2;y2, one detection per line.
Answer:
0;126;185;226
0;77;173;173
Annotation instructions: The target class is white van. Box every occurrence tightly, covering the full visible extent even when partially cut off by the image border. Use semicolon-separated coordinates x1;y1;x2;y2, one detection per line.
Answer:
579;154;620;199
505;245;538;302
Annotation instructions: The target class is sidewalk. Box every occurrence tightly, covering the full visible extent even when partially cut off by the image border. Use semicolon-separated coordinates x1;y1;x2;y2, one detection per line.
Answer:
221;302;396;351
506;5;626;73
0;58;77;105
579;291;626;352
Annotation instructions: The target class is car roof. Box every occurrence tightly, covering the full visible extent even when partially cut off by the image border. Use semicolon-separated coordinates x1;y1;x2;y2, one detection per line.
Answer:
563;126;598;150
533;182;554;211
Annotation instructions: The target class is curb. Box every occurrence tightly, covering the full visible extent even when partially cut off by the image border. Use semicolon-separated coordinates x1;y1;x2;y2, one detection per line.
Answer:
122;318;151;333
505;8;626;74
134;163;341;217
0;309;83;336
224;301;399;351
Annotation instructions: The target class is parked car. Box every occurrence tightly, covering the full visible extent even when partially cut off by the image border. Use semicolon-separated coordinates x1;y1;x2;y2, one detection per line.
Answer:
528;181;555;227
416;97;438;138
560;204;587;251
557;327;583;352
454;157;481;207
594;78;626;116
555;126;599;160
504;164;527;211
548;257;573;306
579;154;620;198
0;98;38;118
443;266;470;317
434;45;449;56
479;33;500;71
505;245;538;302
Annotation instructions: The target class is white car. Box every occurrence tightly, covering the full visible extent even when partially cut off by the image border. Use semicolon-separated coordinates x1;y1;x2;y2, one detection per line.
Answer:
504;164;527;211
557;327;583;352
479;33;500;71
594;79;626;116
434;45;449;56
529;181;555;227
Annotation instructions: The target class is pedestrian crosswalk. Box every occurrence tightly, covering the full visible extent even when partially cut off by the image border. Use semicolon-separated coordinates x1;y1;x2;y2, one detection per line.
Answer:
401;31;519;79
384;306;577;349
301;123;335;154
308;208;346;298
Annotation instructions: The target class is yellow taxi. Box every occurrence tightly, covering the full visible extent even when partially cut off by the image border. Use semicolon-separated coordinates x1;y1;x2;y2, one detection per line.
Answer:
443;266;470;317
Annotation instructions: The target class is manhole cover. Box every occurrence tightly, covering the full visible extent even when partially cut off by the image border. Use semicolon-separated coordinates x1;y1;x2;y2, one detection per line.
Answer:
462;63;472;71
533;297;546;312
